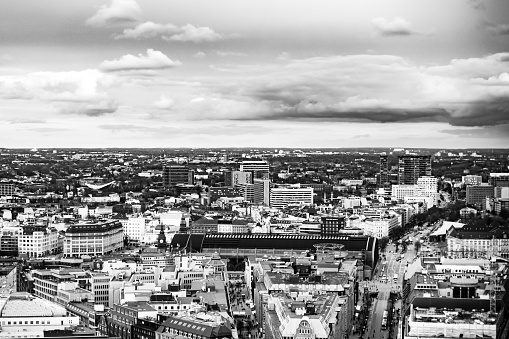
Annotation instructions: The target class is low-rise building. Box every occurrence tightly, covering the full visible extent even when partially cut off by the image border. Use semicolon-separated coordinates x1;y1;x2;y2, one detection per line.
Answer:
0;293;80;338
156;313;233;339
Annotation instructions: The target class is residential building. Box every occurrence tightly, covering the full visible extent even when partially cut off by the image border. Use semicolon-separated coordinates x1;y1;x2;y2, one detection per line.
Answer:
398;155;432;185
64;220;123;257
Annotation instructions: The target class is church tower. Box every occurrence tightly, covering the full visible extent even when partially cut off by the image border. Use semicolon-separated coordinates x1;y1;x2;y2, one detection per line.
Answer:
157;225;167;253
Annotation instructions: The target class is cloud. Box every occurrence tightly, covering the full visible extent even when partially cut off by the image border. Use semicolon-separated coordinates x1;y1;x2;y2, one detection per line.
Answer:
99;49;181;72
441;124;509;138
172;53;509;127
216;50;247;57
115;21;178;39
486;23;509;35
116;22;223;42
25;127;69;133
467;0;486;10
86;0;142;27
278;52;291;61
372;17;421;36
0;69;118;116
163;24;223;42
352;134;370;139
7;119;46;124
58;99;118;117
193;51;207;58
153;95;174;110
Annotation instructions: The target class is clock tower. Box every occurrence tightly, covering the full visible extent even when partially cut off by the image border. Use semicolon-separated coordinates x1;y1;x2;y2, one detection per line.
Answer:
157;225;167;253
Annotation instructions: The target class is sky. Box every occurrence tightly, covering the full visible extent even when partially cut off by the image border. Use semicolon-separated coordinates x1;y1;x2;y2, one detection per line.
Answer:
0;0;508;149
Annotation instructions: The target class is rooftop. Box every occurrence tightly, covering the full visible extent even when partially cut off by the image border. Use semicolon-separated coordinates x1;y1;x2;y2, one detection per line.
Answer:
412;305;497;325
0;293;67;317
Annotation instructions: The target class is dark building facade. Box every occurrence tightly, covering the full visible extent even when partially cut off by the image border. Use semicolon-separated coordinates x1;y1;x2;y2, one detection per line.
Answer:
132;318;159;339
466;185;495;209
379;154;389;186
398;155;432;185
163;165;194;187
320;216;346;236
0;234;18;257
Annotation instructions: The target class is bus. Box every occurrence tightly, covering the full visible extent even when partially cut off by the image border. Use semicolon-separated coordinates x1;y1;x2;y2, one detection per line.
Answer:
381;311;388;330
393;274;398;283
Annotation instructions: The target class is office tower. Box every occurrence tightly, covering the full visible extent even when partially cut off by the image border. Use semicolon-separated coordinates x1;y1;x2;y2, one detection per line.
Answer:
224;170;253;187
240;161;270;180
466;184;495;209
379;154;389;186
398;155;431;185
269;186;313;209
490;173;509;187
238;183;254;203
254;179;271;206
163;165;194;187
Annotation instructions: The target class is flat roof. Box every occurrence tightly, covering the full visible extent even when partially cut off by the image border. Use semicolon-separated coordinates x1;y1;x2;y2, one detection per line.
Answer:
171;233;375;252
1;294;67;317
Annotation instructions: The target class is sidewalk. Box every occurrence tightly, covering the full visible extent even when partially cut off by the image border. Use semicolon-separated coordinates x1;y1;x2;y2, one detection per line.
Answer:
349;285;374;339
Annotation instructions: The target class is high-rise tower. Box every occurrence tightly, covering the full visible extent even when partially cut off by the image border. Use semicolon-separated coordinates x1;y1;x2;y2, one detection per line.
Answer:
398;155;432;185
379;154;389;186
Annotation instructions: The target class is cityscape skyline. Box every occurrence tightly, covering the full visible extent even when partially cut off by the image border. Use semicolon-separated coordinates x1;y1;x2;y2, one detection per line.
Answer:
1;0;509;148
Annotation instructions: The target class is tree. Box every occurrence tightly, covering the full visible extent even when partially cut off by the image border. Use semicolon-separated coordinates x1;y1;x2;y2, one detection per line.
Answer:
414;240;421;253
401;242;408;254
379;237;390;253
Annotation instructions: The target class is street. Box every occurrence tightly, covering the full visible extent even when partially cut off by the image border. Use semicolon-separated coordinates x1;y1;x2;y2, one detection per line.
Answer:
364;241;416;339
